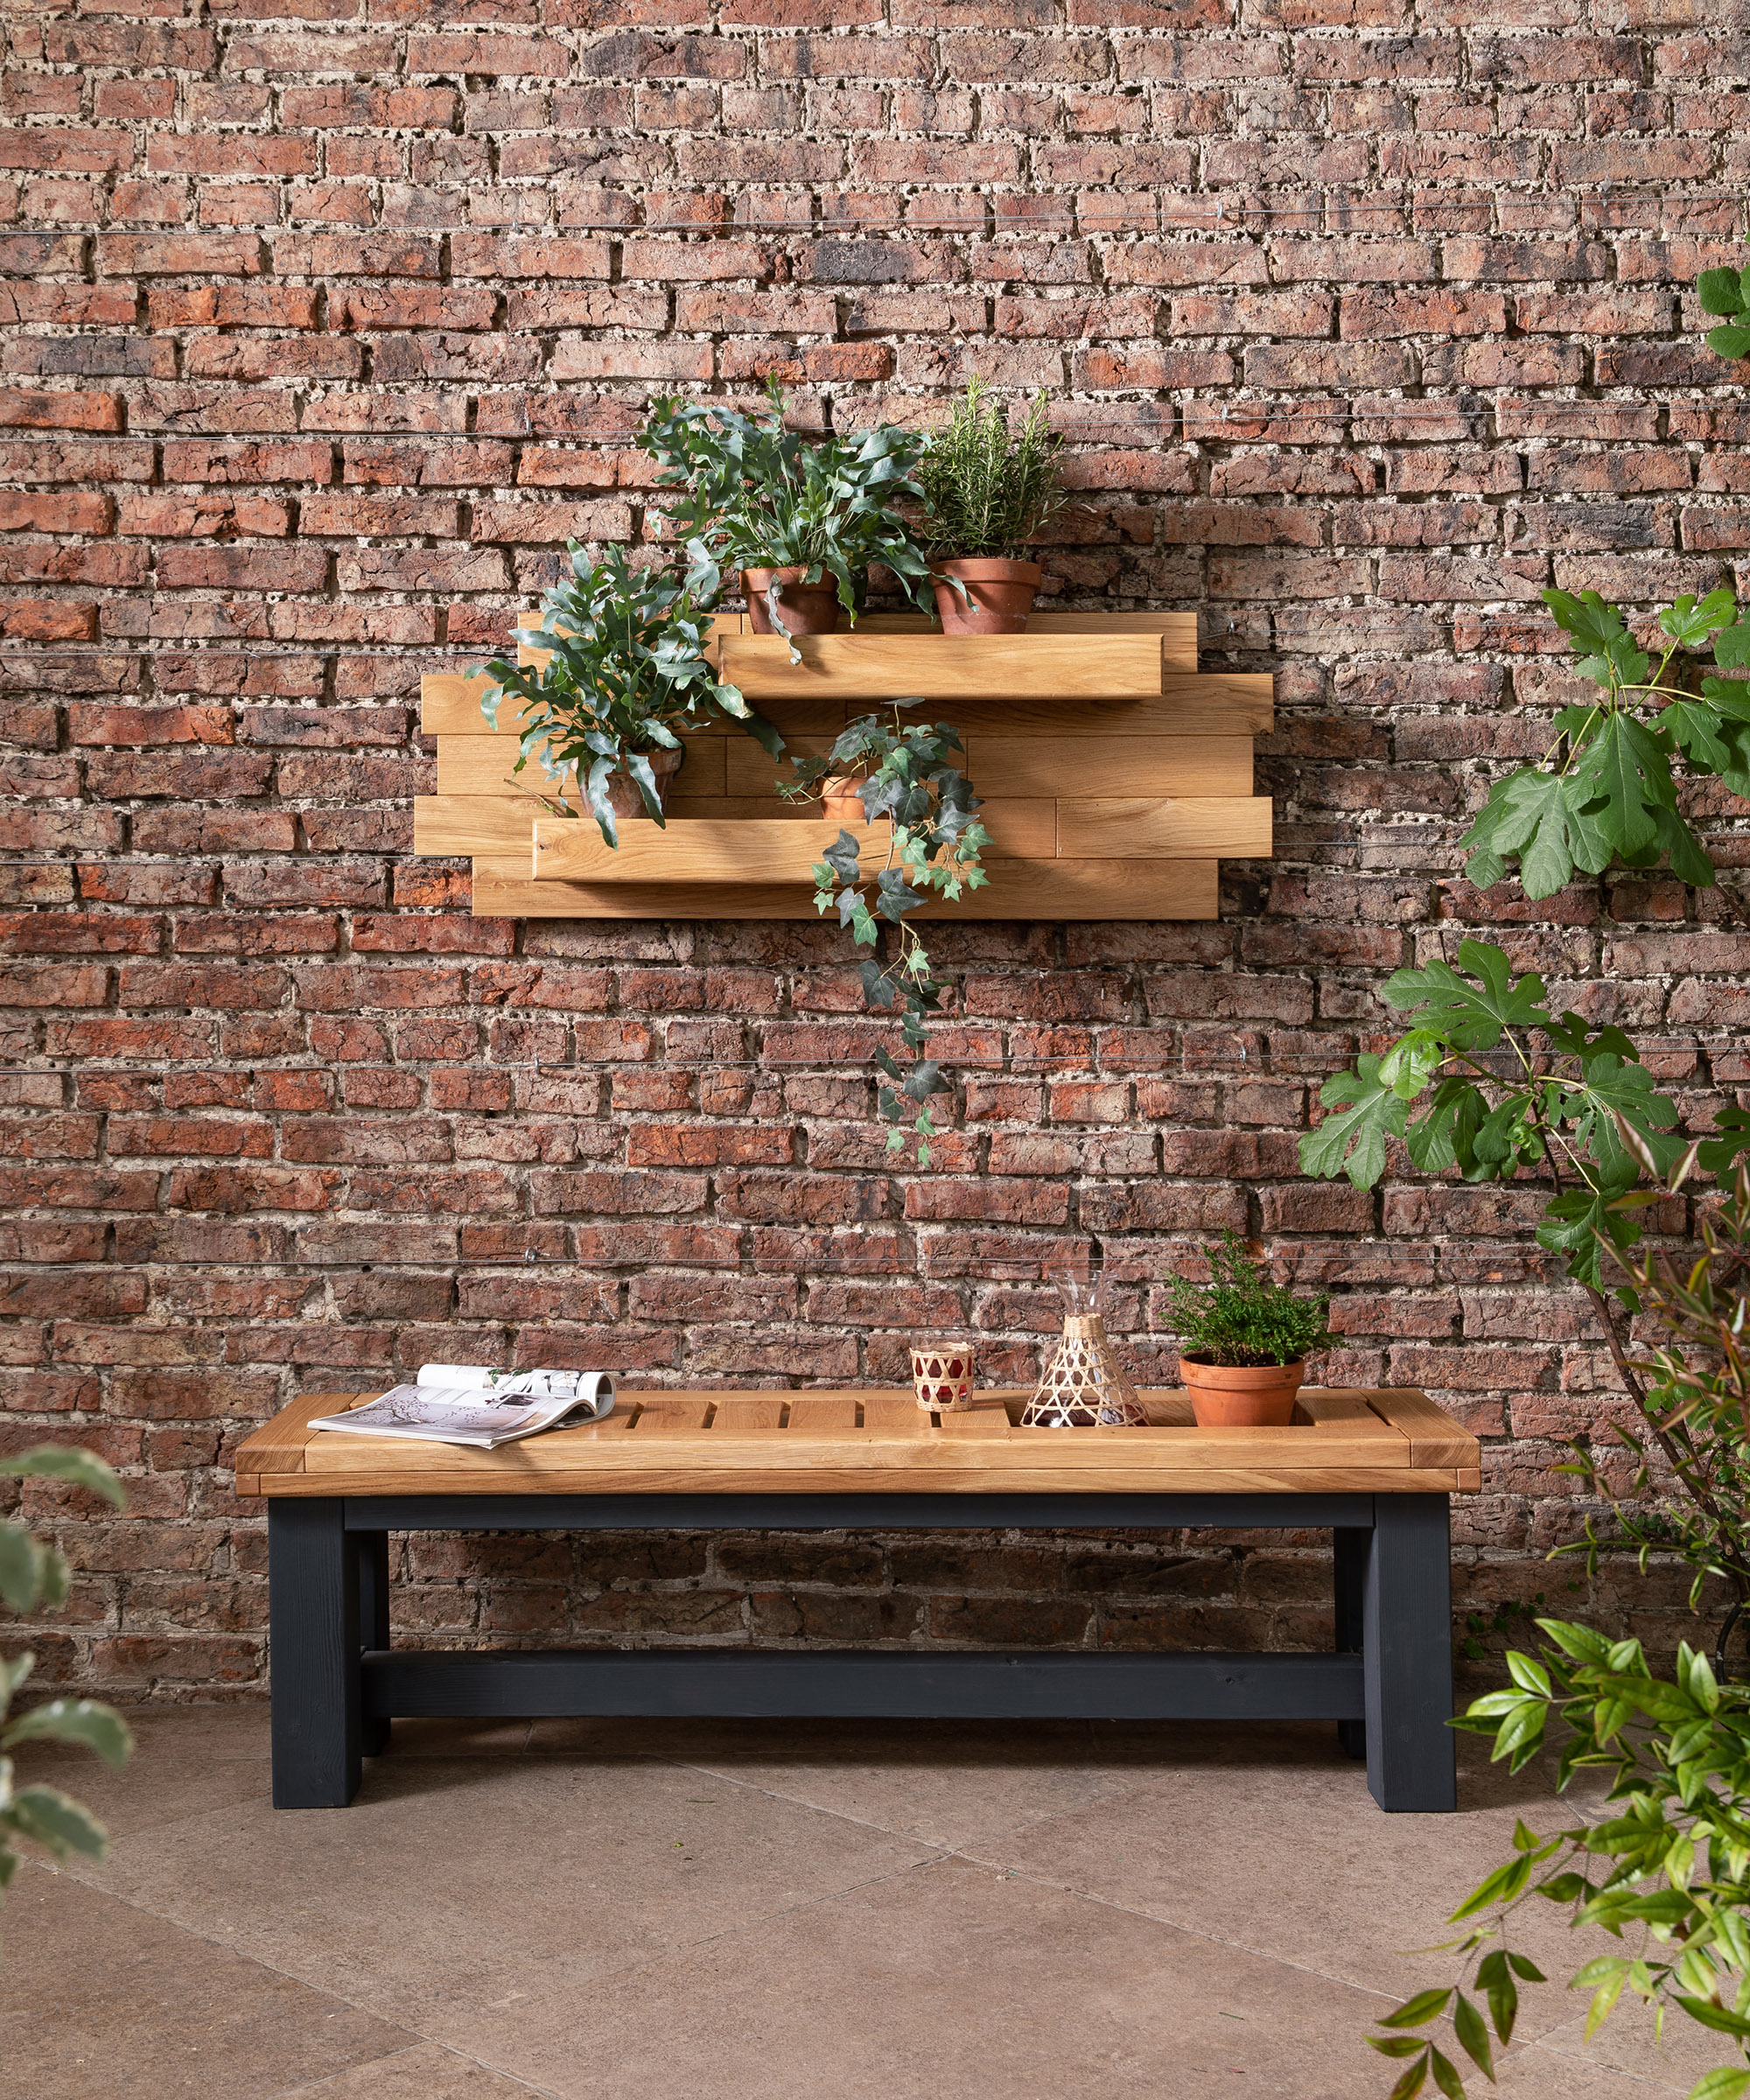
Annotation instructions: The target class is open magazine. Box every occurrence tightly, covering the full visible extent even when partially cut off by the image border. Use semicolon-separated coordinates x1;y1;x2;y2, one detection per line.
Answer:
310;1364;616;1451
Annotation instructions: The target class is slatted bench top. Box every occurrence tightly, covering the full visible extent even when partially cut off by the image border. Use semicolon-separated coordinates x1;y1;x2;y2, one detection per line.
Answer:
235;1385;1480;1499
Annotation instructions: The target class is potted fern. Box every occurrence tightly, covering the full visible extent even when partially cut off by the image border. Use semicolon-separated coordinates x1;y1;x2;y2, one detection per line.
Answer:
640;381;934;648
917;379;1063;634
1166;1232;1334;1427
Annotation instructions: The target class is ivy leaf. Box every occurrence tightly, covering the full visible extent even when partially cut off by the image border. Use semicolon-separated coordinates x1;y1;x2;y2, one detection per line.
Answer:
3;1698;133;1768
7;1783;109;1863
1300;1056;1408;1190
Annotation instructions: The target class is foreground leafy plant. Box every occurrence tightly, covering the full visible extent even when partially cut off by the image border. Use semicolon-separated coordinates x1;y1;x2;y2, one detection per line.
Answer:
1460;586;1750;900
1557;1159;1750;1623
1166;1229;1334;1367
1368;1626;1750;2100
640;382;934;648
2;1447;134;1944
476;541;780;847
781;706;989;1163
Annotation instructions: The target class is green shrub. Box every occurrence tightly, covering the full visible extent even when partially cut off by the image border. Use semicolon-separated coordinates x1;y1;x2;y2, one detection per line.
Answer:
1166;1232;1334;1368
916;378;1063;562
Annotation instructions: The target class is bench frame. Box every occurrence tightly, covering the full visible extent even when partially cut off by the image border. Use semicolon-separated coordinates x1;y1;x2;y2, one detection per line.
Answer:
269;1488;1456;1816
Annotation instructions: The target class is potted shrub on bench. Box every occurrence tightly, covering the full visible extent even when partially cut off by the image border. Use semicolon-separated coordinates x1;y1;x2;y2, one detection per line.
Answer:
1167;1232;1334;1427
918;378;1063;634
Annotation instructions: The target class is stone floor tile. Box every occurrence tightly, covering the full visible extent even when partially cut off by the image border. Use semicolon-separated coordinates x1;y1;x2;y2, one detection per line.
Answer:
275;2041;554;2098
67;1750;939;2033
0;1867;411;2100
956;1742;1606;2028
440;1852;1406;2100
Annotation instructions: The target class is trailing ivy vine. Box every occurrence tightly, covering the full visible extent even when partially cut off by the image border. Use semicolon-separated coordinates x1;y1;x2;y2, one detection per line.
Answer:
780;706;989;1164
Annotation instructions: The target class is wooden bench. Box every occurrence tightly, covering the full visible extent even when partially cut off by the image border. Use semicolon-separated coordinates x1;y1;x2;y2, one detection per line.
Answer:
237;1385;1480;1815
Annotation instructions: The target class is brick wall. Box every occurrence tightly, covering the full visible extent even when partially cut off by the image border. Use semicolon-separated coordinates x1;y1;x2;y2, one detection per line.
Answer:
2;1;1747;1698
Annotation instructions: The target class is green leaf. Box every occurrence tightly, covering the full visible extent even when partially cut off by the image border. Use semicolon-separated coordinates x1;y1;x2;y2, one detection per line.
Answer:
4;1698;134;1768
1;1445;125;1509
1386;2055;1431;2100
1698;268;1749;318
1686;2068;1750;2100
1676;1998;1750;2040
1568;711;1670;859
1506;1954;1545;1982
1299;1056;1407;1190
1660;587;1739;647
1451;1994;1494;2081
1707;321;1750;360
1382;940;1548;1054
1379;1989;1454;2030
1371;2034;1434;2059
1658;696;1734;775
1428;2046;1468;2100
0;1522;47;1614
7;1782;108;1862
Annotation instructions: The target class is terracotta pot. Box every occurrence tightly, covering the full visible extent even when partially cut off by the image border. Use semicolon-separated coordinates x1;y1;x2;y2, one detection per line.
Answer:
599;743;683;821
742;567;842;637
1179;1353;1306;1428
931;556;1044;635
821;774;872;825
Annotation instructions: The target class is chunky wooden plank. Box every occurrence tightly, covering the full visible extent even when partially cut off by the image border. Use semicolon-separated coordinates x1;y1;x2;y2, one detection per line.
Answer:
721;633;1168;701
427;672;1267;742
470;854;1220;920
1368;1389;1484;1469
242;1386;1478;1496
438;735;732;802
530;808;1054;884
962;735;1254;799
1057;797;1273;861
232;1389;338;1479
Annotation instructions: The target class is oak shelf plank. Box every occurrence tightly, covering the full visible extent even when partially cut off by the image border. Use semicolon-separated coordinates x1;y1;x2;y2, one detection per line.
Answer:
473;854;1221;921
718;632;1168;701
1058;797;1273;861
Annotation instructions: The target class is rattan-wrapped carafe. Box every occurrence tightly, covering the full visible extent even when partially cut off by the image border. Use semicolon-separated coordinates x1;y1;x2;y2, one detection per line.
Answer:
1021;1257;1146;1428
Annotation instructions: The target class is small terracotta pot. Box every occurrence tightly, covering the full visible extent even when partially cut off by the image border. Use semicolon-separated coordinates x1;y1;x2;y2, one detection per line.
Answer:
821;774;872;825
742;567;843;637
1179;1354;1306;1428
911;1340;976;1412
932;557;1044;635
599;743;683;820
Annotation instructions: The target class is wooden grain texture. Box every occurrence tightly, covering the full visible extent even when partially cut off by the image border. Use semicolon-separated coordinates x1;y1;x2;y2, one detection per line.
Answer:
235;1385;1480;1497
1058;797;1273;860
718;632;1167;701
473;854;1221;920
961;735;1255;799
532;811;1054;883
438;735;733;802
423;673;1266;742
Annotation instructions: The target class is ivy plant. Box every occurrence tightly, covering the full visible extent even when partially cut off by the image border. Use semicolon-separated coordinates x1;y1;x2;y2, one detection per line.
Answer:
1699;262;1750;360
1460;587;1750;900
640;381;935;651
1367;1628;1750;2100
476;540;781;848
2;1447;134;1944
780;706;989;1164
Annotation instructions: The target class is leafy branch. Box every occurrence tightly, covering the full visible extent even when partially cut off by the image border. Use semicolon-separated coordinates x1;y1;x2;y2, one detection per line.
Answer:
1461;588;1750;900
1699;263;1750;363
2;1447;134;1935
782;705;989;1165
1370;1627;1750;2100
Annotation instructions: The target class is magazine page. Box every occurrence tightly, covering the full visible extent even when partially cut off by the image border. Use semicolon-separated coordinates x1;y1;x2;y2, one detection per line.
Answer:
309;1369;615;1449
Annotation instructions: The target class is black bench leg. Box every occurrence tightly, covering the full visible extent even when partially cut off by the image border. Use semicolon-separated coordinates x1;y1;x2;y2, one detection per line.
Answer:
270;1499;361;1808
1334;1523;1368;1761
1362;1494;1456;1813
355;1528;390;1759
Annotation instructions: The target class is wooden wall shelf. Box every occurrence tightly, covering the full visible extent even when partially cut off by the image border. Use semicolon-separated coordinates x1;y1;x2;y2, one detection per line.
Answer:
415;611;1273;921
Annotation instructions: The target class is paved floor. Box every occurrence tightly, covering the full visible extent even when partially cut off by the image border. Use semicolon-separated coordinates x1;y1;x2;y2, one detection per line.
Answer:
2;1705;1720;2098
